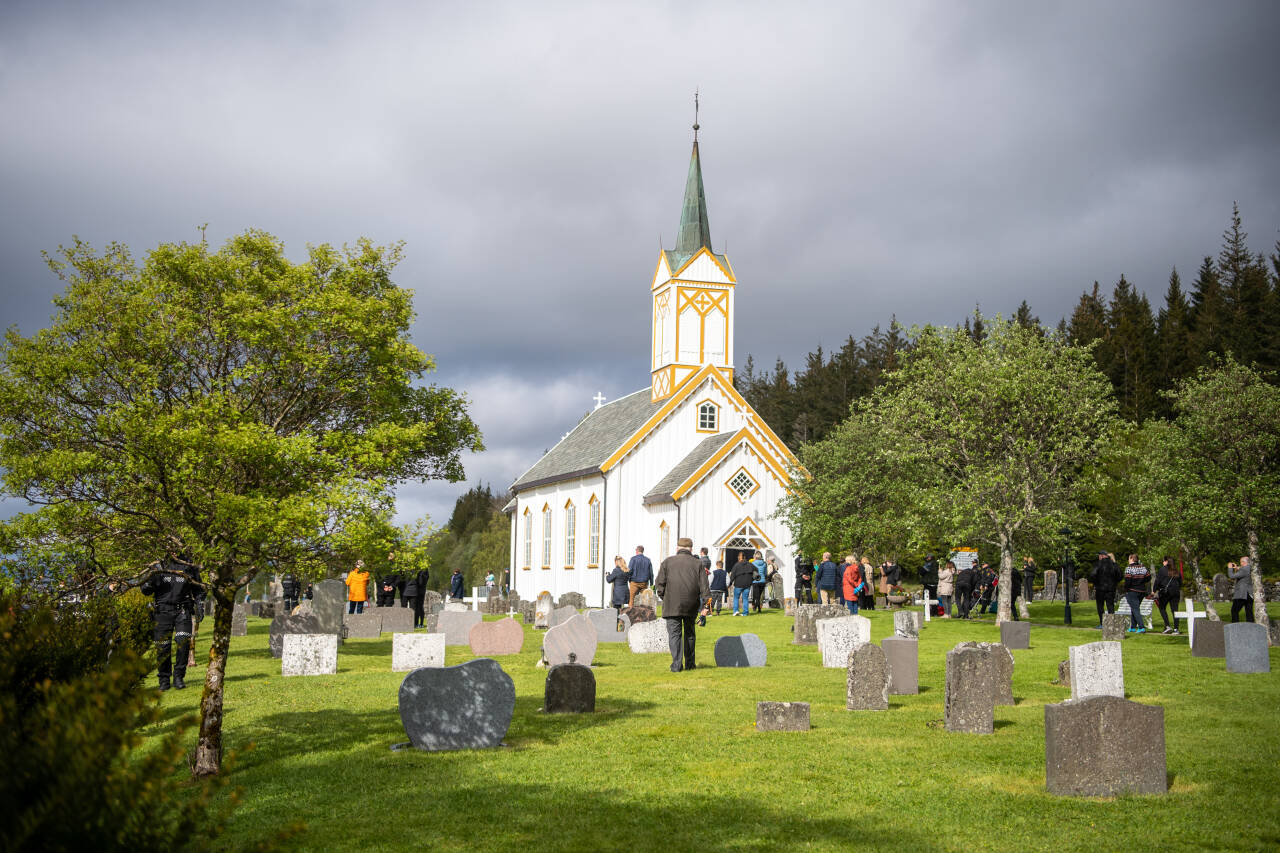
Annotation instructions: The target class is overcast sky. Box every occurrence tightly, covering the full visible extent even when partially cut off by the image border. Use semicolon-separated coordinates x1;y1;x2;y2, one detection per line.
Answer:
3;1;1279;528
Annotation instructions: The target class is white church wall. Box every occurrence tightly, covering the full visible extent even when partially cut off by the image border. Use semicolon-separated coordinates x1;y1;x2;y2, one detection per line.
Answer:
509;475;608;608
677;252;732;284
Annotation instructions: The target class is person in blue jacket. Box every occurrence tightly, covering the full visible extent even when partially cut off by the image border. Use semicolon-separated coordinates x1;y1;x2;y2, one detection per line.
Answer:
605;556;631;612
814;552;840;605
448;567;465;601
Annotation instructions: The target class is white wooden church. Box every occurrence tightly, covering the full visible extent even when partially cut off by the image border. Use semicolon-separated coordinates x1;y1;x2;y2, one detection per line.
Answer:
505;130;799;607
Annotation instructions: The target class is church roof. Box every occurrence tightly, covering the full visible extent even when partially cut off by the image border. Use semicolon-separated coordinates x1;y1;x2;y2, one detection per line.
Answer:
642;431;737;505
509;388;662;492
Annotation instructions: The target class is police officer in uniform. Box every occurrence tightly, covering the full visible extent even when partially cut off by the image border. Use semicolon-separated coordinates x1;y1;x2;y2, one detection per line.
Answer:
140;556;204;691
281;572;302;613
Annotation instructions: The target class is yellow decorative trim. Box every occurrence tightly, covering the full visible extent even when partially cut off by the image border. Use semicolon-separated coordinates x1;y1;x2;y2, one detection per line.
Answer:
715;515;776;549
669;428;788;500
670;246;737;284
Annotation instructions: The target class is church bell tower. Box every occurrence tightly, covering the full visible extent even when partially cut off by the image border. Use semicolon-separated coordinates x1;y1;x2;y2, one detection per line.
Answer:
650;108;736;402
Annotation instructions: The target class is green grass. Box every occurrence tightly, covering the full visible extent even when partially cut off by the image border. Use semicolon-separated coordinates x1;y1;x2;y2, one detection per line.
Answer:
148;602;1280;852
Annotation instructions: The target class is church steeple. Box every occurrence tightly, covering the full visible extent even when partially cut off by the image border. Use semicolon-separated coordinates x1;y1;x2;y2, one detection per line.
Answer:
674;140;712;257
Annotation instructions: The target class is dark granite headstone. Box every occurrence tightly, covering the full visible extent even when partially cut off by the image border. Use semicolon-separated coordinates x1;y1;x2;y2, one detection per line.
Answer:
945;645;995;734
1000;620;1031;650
543;661;595;713
1101;613;1127;642
955;641;1014;705
398;659;515;751
268;613;323;658
713;633;768;668
1212;573;1231;601
231;603;248;637
1191;619;1226;658
312;579;347;636
756;701;809;731
557;592;587;610
625;605;656;624
1045;696;1166;796
380;607;415;634
248;601;261;618
845;642;890;711
1224;622;1270;673
881;637;918;695
519;600;537;625
792;604;848;645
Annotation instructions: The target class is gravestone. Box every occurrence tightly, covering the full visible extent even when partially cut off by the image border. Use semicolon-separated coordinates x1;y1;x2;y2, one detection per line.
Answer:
282;634;338;676
955;641;1014;706
1101;613;1127;642
1191;619;1226;658
259;602;276;620
542;614;598;666
423;590;443;612
632;588;658;611
231;603;248;637
398;658;515;751
757;701;809;731
1045;695;1166;796
881;637;918;695
1270;621;1280;648
437;610;483;646
845;642;890;711
893;610;919;639
343;611;383;639
534;591;555;628
381;607;415;634
557;591;587;610
713;633;768;668
444;602;470;612
249;601;261;618
519;600;537;625
1077;578;1091;602
468;617;525;656
945;644;995;733
312;579;347;636
783;597;796;616
549;605;578;628
268;613;322;658
1068;641;1124;699
793;604;848;645
587;608;630;643
1043;569;1058;601
392;632;445;672
294;599;312;617
817;615;872;668
1000;620;1031;650
1056;659;1071;685
1224;622;1270;673
626;605;657;624
627;619;668;653
544;661;595;713
1212;573;1231;601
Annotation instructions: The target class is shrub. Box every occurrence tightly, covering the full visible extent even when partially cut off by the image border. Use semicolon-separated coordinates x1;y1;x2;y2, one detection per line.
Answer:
112;587;159;659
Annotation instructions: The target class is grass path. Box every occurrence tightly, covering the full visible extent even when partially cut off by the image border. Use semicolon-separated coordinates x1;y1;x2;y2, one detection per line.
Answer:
150;601;1280;852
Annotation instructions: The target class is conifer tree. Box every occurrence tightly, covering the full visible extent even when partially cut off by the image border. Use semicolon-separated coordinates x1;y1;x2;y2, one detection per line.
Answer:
1107;275;1159;421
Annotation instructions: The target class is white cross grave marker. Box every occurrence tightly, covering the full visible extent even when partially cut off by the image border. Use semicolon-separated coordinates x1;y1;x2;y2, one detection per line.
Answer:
921;588;939;622
1174;597;1206;647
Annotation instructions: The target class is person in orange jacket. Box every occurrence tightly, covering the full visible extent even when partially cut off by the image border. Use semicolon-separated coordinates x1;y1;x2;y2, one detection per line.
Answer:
345;559;371;615
842;556;866;615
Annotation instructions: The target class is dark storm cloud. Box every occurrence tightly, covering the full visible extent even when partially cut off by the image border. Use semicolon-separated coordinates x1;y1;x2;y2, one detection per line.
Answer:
3;0;1279;526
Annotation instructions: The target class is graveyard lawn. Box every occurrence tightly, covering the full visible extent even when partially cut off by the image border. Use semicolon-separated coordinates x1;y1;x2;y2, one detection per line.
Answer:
145;602;1280;852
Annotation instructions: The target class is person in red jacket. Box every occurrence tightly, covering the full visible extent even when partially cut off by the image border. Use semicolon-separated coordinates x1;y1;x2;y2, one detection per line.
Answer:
842;556;866;615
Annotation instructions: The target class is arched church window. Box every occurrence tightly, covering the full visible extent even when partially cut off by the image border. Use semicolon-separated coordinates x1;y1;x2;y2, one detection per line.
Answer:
588;495;601;567
697;400;719;432
564;500;576;568
542;504;552;568
522;508;532;569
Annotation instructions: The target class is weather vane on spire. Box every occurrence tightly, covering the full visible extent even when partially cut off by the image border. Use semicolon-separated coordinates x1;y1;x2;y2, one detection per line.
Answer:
693;88;700;142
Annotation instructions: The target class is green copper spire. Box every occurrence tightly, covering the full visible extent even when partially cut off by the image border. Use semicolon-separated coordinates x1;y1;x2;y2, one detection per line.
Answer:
674;138;712;256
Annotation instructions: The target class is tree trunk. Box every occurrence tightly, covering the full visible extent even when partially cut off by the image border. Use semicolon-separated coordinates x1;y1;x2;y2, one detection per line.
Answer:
193;587;234;778
1191;555;1220;621
996;535;1013;624
1247;528;1271;638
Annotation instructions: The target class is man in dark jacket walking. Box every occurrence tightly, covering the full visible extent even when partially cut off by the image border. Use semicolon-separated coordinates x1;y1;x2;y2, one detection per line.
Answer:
814;553;840;605
794;554;814;604
953;560;976;618
729;555;755;616
448;567;465;601
628;546;653;606
402;560;430;628
1022;557;1038;602
1090;552;1121;627
708;559;728;614
919;555;939;608
140;556;205;691
655;537;709;672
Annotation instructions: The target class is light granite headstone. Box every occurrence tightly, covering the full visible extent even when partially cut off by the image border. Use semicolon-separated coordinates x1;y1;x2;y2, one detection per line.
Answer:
845;642;890;711
945;644;995;733
1101;613;1127;642
437;610;483;646
1043;569;1058;601
1045;696;1166;796
231;603;248;637
557;591;587;610
1224;622;1270;673
398;658;515;751
954;641;1014;706
548;605;578;628
881;637;918;695
1000;620;1031;650
381;607;415;634
468;617;525;656
543;661;595;713
312;579;347;636
343;610;383;639
268;613;322;658
444;602;470;612
627;619;668;653
817;615;872;668
713;633;767;668
422;590;443;612
282;634;338;676
1068;641;1124;699
756;701;809;731
793;604;849;645
1191;619;1226;658
534;592;555;629
542;614;598;666
893;610;919;639
392;632;445;672
587;608;631;643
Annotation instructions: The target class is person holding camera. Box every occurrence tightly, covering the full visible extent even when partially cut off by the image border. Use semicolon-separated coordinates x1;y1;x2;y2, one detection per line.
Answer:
1228;557;1255;622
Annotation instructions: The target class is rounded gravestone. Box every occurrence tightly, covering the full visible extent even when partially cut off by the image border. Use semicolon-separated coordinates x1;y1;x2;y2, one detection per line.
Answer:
398;658;515;751
543;614;598;666
544;661;595;713
468;617;525;656
714;633;768;667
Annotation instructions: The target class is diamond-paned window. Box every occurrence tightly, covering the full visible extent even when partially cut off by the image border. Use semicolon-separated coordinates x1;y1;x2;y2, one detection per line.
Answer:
728;470;756;498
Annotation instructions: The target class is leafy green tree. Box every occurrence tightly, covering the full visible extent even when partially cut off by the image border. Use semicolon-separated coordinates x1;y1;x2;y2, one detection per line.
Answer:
782;319;1119;623
0;231;481;776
